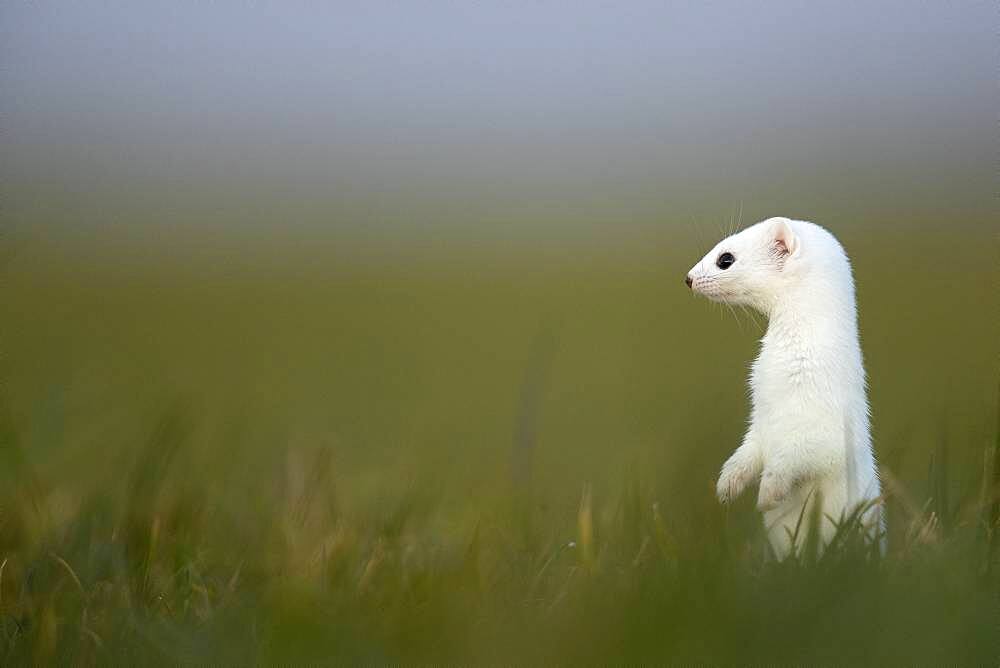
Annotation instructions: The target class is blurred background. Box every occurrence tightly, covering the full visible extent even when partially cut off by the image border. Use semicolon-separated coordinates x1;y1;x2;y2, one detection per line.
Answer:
0;1;996;662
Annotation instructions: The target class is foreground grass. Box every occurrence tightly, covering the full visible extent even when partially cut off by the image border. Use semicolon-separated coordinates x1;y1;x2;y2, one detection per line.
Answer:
0;409;997;665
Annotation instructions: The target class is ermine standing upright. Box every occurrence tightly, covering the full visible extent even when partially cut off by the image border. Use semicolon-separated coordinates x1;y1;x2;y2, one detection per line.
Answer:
685;217;882;558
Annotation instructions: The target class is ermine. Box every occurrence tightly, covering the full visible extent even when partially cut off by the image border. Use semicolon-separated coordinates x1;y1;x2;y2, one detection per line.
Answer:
685;217;883;558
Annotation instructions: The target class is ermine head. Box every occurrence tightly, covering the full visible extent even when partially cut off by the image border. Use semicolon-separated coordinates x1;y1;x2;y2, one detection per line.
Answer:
685;217;807;312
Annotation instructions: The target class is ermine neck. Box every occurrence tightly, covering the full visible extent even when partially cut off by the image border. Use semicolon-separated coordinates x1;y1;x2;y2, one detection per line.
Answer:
764;278;858;351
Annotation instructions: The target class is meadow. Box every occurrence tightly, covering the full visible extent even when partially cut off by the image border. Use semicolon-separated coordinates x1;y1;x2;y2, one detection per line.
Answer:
0;222;996;664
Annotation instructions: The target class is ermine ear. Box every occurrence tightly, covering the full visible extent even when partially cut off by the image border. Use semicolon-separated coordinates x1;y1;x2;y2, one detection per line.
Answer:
772;218;798;257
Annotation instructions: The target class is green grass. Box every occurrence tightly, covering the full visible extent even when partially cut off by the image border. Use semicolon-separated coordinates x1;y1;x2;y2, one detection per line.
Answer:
0;226;996;664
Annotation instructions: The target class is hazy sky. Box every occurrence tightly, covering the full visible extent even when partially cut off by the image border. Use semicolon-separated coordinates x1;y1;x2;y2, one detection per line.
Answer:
2;1;996;237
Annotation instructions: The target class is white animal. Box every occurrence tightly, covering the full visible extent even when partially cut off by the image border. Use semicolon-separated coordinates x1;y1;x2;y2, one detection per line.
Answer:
685;217;883;558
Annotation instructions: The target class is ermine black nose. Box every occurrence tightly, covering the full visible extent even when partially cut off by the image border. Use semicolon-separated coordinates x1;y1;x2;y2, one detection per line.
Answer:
684;275;693;288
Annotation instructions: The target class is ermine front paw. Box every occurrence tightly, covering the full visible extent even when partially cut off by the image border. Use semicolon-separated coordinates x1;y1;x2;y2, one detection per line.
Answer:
716;453;756;504
757;470;792;511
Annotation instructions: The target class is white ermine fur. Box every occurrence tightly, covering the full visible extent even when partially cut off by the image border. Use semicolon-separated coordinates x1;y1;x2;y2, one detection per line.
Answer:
686;217;883;558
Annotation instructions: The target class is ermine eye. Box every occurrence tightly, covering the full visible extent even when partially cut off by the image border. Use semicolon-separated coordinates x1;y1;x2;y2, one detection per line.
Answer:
716;252;735;270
